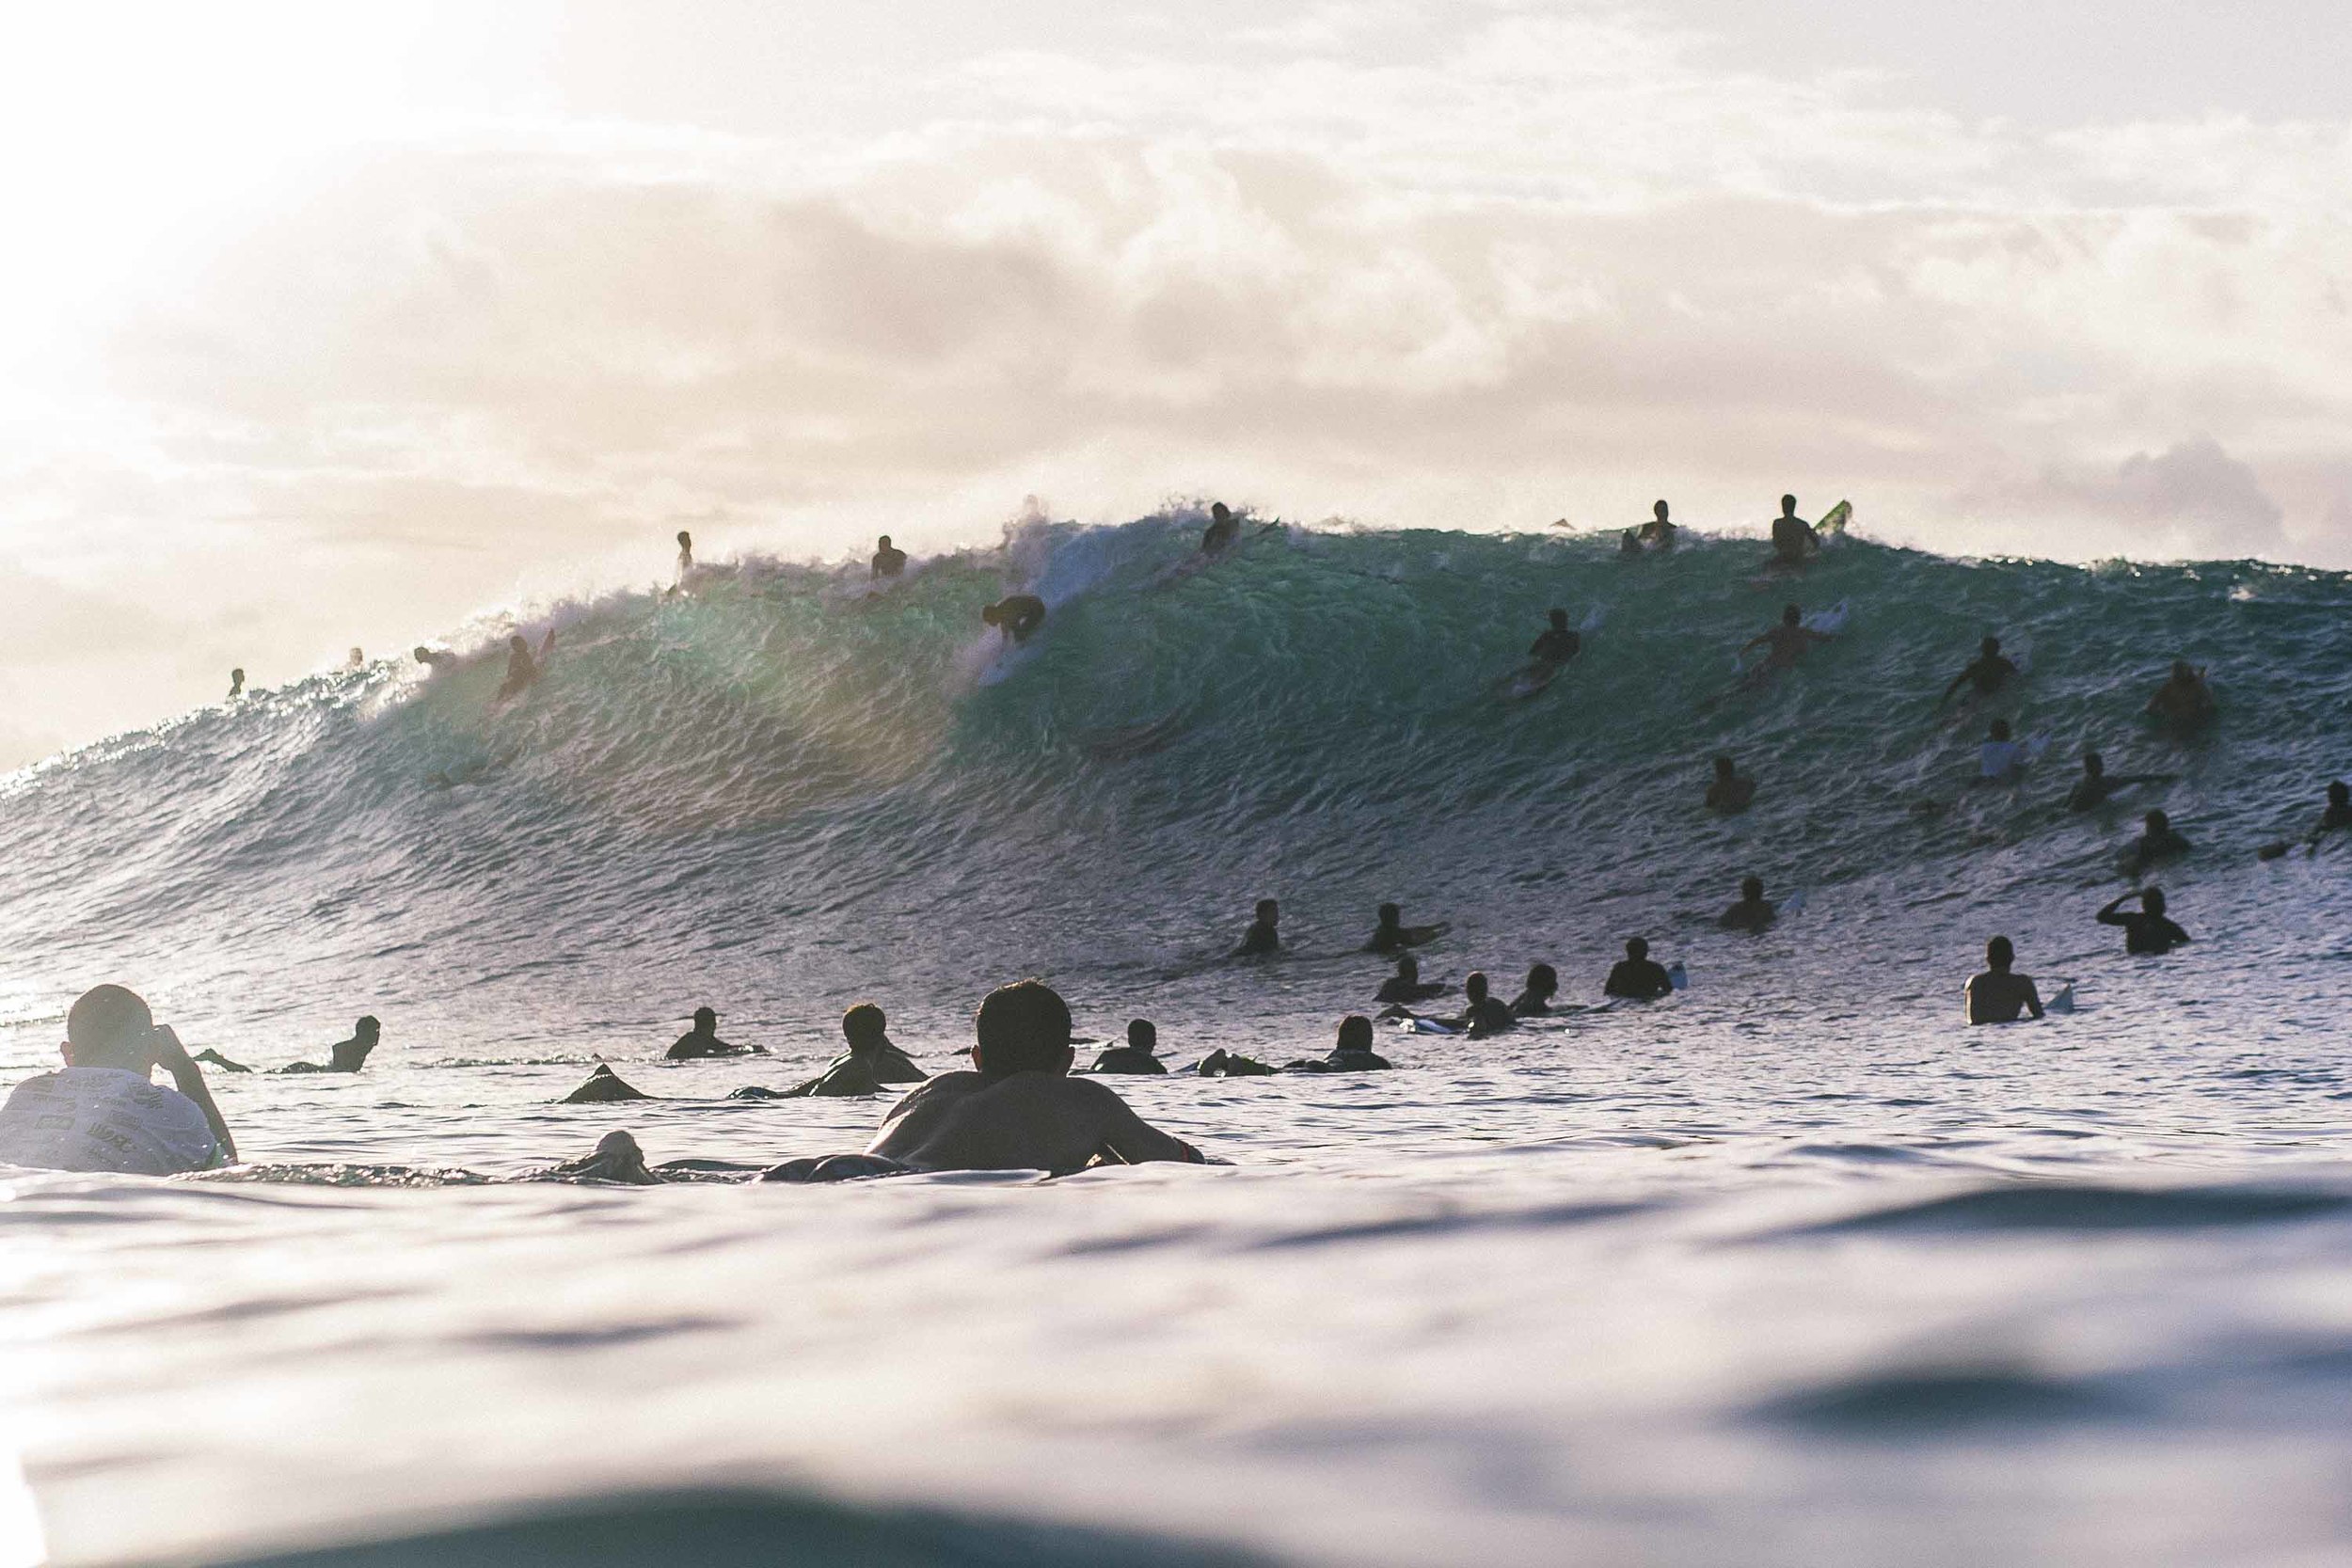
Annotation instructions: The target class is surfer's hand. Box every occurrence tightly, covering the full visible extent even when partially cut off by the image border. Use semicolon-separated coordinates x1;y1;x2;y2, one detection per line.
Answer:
149;1024;192;1069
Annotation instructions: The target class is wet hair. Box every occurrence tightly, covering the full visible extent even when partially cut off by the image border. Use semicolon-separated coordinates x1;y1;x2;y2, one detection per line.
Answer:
1986;936;2014;968
66;985;152;1068
1395;953;1420;979
2145;810;2169;832
413;646;432;661
973;979;1073;1078
1989;719;2010;741
1255;898;1279;920
509;634;528;651
1377;903;1401;924
1549;608;1568;628
1524;963;1557;995
1741;875;1764;901
2171;660;2194;680
2143;887;2168;914
878;534;893;547
692;1006;717;1026
2331;781;2350;806
1211;502;1231;519
1126;1019;1156;1051
1714;754;1737;777
1781;494;1797;512
355;1015;380;1036
1781;604;1801;626
2084;751;2106;773
842;1003;886;1046
231;668;244;680
676;531;691;546
1654;499;1669;519
1626;937;1649;959
1463;972;1489;1001
1335;1015;1374;1053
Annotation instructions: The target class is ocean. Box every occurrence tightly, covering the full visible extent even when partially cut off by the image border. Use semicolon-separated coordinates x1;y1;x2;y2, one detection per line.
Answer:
4;512;2350;1565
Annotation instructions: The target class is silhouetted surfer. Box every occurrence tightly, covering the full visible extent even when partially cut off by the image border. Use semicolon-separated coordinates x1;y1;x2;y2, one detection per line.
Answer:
1508;963;1558;1017
1603;939;1674;1001
2122;809;2190;877
2145;660;2216;730
1199;1048;1279;1077
1453;972;1515;1036
1766;495;1817;569
759;980;1207;1181
1375;953;1450;1005
2097;886;2189;954
739;1004;917;1097
871;534;907;578
1639;499;1677;550
1964;937;2044;1023
1287;1016;1391;1072
2267;781;2352;859
1367;903;1447;955
1236;898;1281;957
1719;876;1777;933
675;530;693;582
1200;501;1241;556
1939;637;2019;705
666;1006;765;1060
1740;604;1828;683
1091;1020;1168;1075
496;634;540;700
278;1016;382;1074
2066;751;2173;812
982;594;1046;645
227;668;245;700
1706;755;1756;813
1528;609;1581;668
413;645;456;673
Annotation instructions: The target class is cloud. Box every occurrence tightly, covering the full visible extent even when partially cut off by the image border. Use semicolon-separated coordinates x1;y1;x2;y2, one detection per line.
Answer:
1953;437;2288;561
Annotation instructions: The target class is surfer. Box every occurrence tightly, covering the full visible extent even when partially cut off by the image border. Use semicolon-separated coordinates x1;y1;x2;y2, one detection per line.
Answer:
675;531;693;582
1287;1016;1392;1073
1235;899;1282;957
1940;637;2020;705
1705;755;1757;814
1964;937;2045;1023
2066;751;2174;812
276;1016;382;1075
2314;781;2352;842
1603;939;1675;1001
2097;886;2189;955
227;669;245;700
758;980;1208;1181
1367;903;1448;955
1740;604;1831;683
1091;1020;1168;1075
737;1005;926;1098
1766;495;1818;569
0;985;236;1175
2145;661;2216;730
1977;719;2033;784
1200;502;1241;556
1619;530;1645;557
981;594;1047;645
1375;953;1451;1005
1453;973;1516;1036
413;645;456;673
1528;609;1582;668
1640;499;1677;550
495;634;541;700
1508;963;1559;1017
1198;1048;1279;1077
1719;876;1778;933
871;535;907;578
2122;809;2191;877
666;1006;765;1060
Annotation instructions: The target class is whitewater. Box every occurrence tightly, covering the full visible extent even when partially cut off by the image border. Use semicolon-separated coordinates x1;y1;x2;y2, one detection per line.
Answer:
4;511;2351;1566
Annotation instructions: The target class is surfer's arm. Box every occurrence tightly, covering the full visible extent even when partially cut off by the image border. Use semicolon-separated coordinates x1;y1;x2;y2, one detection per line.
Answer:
2095;894;2137;925
1080;1083;1203;1165
1740;632;1772;654
153;1027;237;1164
1938;669;1972;704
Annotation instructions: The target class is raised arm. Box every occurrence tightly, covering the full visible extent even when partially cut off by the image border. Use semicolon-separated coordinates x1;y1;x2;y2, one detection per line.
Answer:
2096;893;2136;926
152;1026;236;1164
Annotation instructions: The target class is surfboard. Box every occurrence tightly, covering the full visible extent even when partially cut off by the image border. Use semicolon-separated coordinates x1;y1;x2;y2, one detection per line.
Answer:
1802;599;1851;636
1503;663;1561;701
1816;499;1852;539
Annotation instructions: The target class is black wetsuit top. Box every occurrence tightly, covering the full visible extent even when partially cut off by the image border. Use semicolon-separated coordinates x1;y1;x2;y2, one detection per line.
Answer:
1719;900;1776;933
2098;910;2190;955
1958;655;2018;696
872;547;907;578
1090;1045;1167;1075
1462;995;1516;1034
1237;920;1279;956
1604;958;1675;1001
1528;628;1581;665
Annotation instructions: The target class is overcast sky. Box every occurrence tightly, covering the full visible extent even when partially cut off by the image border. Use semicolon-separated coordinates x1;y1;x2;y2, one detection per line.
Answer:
2;0;2347;764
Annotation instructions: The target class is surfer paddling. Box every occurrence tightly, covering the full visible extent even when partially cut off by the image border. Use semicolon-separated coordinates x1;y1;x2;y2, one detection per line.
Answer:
1367;903;1448;955
2067;752;2174;812
1740;604;1831;686
1939;636;2019;706
982;594;1046;645
2145;661;2216;730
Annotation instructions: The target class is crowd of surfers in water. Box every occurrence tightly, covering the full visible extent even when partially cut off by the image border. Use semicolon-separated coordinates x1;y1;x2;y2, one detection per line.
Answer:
10;502;2349;1184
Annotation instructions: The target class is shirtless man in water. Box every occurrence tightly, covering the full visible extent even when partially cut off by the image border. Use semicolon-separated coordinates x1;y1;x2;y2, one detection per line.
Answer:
761;980;1206;1180
1740;604;1830;685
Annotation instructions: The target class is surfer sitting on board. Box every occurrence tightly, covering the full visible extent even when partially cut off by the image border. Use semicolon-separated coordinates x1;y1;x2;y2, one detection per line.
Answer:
1740;604;1831;685
1508;963;1559;1017
1367;903;1448;955
1235;898;1281;957
2145;660;2216;729
1940;636;2019;705
1705;755;1756;813
758;981;1208;1181
1640;499;1677;550
1719;876;1777;933
2122;809;2191;878
1765;495;1818;569
982;594;1047;645
2066;751;2174;812
1964;937;2044;1024
872;535;907;578
1375;953;1451;1005
1200;502;1241;556
2097;886;2189;955
1603;939;1675;1002
1527;609;1582;669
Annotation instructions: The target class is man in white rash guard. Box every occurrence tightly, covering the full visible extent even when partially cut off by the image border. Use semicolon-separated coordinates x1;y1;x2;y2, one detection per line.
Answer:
0;985;236;1175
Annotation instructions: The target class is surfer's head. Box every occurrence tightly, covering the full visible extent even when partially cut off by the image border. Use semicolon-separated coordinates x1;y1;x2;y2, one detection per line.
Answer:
1377;902;1401;926
2170;660;2195;682
1986;936;2015;972
1981;636;2001;657
1780;494;1797;515
2145;810;2169;834
1524;963;1557;997
691;1006;718;1031
508;634;528;653
1625;938;1649;960
842;1003;887;1051
1654;499;1669;520
1781;604;1801;626
1335;1015;1374;1053
1255;898;1279;923
1126;1018;1157;1053
1463;971;1490;1002
980;603;1001;626
878;534;893;549
1741;876;1764;902
676;531;691;547
1989;719;2011;741
354;1016;380;1039
1714;754;1738;780
1211;502;1231;522
972;979;1073;1080
2083;751;2106;776
2142;887;2168;915
2330;782;2349;809
64;984;155;1071
1394;953;1420;980
1548;608;1568;630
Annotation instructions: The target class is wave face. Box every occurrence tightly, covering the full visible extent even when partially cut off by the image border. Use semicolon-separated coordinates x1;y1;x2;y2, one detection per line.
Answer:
3;513;2350;1051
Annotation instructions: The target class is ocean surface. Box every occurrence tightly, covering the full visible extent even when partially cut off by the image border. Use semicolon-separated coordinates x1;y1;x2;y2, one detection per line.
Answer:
5;513;2351;1566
